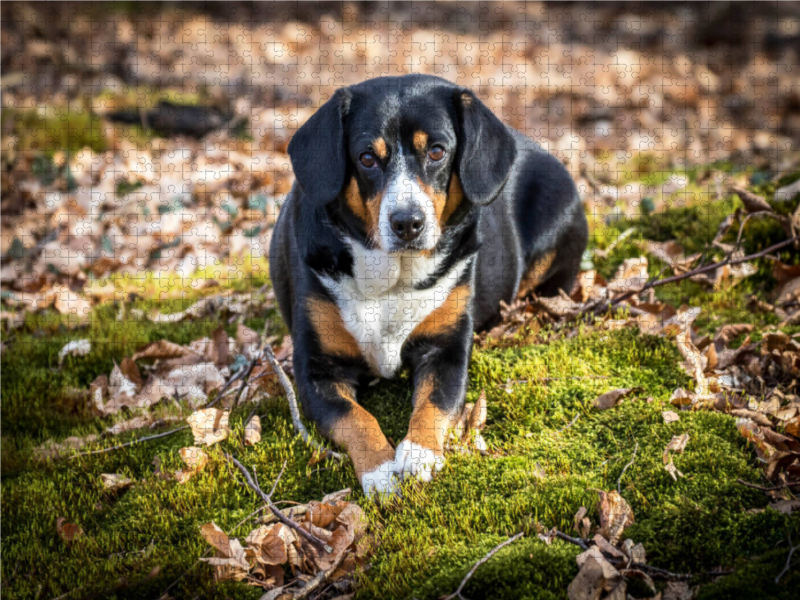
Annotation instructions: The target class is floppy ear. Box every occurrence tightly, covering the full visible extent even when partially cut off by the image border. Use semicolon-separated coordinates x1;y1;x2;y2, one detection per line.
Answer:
288;88;351;206
454;90;517;205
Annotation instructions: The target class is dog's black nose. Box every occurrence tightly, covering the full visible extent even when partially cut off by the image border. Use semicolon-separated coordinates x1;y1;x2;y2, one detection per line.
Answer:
389;209;425;241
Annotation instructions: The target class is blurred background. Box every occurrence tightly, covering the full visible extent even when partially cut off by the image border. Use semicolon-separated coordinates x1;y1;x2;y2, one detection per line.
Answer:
2;1;799;294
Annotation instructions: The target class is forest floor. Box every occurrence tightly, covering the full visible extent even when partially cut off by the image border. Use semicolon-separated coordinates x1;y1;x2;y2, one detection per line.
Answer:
3;164;800;600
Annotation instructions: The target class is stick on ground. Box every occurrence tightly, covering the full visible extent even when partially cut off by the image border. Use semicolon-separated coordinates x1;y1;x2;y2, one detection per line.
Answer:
617;441;639;494
442;532;524;600
226;454;333;553
262;344;344;462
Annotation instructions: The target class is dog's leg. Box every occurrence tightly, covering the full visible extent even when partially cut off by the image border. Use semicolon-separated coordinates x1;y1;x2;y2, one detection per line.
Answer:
296;377;398;498
396;285;472;482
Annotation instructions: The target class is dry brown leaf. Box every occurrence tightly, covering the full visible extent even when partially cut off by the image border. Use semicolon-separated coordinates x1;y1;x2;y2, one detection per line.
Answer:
596;490;635;545
662;410;680;424
175;446;209;484
188;409;230;446
468;389;487;432
593;387;642;410
608;256;649;294
768;499;800;514
246;523;294;566
663;434;690;464
57;517;83;543
199;521;250;577
132;339;200;362
101;473;134;492
731;185;773;214
105;415;153;436
568;547;624;600
664;459;685;481
237;322;261;360
244;415;262;446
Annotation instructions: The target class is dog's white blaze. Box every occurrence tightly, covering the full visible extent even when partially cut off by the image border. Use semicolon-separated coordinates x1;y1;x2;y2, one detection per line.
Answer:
319;241;470;378
377;149;440;251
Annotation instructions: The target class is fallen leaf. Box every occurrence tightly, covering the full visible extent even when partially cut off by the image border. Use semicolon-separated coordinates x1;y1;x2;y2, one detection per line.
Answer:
244;415;261;446
57;517;83;543
199;521;250;577
246;523;294;566
596;490;635;545
663;434;690;464
188;409;230;446
100;473;134;492
568;547;624;600
175;446;209;484
132;339;201;362
468;389;487;432
768;499;800;514
664;459;684;481
237;323;261;360
58;339;91;368
662;410;680;424
663;580;694;600
608;256;649;294
731;185;773;214
593;387;643;410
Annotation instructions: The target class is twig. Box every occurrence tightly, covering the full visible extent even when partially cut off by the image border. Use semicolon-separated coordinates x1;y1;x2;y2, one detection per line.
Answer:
737;478;800;492
555;530;590;551
776;532;799;584
70;426;189;458
617;442;639;494
291;550;348;600
225;454;333;553
557;413;581;433
262;344;344;462
610;235;800;308
441;532;525;600
233;352;260;406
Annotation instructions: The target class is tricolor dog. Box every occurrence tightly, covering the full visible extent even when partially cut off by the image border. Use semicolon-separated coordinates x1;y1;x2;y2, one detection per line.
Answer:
270;74;588;497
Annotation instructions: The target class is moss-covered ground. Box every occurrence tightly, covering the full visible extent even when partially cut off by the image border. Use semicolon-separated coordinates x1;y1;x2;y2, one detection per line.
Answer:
3;175;800;599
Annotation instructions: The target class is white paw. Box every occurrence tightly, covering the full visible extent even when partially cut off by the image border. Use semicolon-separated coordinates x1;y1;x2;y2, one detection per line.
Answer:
394;440;445;483
361;459;401;499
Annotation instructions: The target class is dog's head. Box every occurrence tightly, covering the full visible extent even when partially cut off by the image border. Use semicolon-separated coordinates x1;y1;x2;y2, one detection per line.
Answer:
288;75;517;253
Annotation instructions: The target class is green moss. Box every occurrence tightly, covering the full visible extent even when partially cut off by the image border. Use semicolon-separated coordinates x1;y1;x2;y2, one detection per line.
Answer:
4;176;800;599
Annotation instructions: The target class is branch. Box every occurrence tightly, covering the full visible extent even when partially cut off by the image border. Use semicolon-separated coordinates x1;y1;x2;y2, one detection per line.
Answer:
291;550;348;600
225;454;333;553
610;235;800;308
776;532;798;584
441;532;525;600
71;426;189;458
736;478;800;493
617;442;639;494
262;344;344;462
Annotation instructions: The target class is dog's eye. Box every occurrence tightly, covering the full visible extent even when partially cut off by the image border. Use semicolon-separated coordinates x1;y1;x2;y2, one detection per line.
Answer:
428;145;445;161
359;152;376;168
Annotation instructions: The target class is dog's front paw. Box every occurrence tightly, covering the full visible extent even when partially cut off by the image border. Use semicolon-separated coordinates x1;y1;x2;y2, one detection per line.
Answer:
360;459;401;499
394;440;445;483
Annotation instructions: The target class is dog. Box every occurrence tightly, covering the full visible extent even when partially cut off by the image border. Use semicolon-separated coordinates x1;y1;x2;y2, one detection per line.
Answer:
270;74;588;497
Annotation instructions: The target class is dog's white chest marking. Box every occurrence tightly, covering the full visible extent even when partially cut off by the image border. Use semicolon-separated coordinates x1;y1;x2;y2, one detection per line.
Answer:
319;243;469;378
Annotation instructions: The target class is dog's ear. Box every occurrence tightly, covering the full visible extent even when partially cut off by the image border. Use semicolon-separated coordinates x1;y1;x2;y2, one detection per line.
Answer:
454;90;517;205
288;88;351;206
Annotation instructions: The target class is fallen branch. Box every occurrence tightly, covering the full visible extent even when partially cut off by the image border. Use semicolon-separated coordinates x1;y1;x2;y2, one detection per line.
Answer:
441;532;525;600
225;454;333;554
71;426;189;459
776;532;798;584
610;235;800;308
737;478;800;493
617;441;639;494
291;550;348;600
262;344;344;462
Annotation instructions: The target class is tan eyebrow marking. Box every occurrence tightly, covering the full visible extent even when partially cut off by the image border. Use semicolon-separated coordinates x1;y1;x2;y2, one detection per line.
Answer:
372;137;387;160
413;130;429;153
